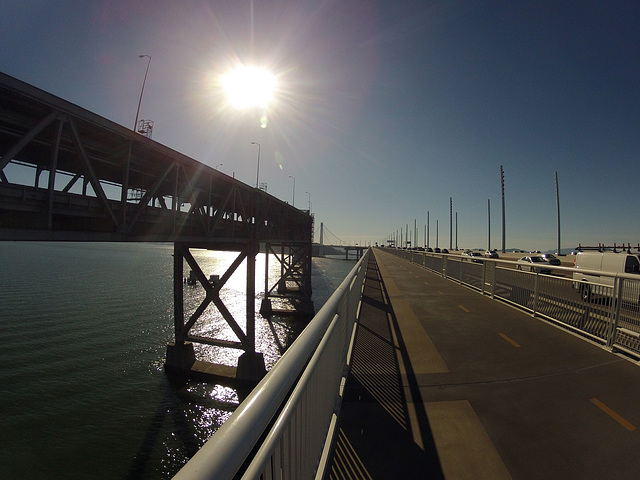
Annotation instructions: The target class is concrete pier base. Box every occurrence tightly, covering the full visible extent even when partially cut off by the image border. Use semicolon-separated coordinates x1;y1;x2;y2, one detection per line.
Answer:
236;351;266;384
259;298;273;316
165;341;196;370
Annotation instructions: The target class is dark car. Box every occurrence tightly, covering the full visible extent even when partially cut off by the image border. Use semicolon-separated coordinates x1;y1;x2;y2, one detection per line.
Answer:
541;253;561;266
469;251;484;263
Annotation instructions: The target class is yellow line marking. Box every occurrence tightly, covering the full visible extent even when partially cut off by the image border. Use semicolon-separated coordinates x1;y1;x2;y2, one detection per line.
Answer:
437;291;444;295
458;305;470;313
424;282;429;286
425;400;512;479
499;333;521;348
590;397;636;431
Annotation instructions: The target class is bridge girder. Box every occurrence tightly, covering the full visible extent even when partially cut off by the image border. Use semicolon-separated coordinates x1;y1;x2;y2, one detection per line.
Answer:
0;72;312;246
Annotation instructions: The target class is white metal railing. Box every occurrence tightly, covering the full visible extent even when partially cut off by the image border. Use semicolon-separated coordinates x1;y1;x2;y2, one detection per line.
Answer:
173;249;370;480
392;249;640;359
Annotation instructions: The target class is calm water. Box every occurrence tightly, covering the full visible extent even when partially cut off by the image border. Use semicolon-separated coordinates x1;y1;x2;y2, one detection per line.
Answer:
0;242;354;479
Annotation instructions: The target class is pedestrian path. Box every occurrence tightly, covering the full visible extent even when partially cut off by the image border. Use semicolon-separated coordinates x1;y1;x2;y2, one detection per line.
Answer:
326;248;640;479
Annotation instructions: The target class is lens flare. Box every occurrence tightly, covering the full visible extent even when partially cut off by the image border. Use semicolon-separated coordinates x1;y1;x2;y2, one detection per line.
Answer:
220;65;276;110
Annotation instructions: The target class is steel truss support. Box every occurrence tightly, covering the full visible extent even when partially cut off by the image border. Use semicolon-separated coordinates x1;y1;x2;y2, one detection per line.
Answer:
259;242;314;318
165;241;266;385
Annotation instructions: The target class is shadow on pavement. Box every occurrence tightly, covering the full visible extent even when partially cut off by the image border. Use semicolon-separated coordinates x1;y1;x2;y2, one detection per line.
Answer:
326;255;444;479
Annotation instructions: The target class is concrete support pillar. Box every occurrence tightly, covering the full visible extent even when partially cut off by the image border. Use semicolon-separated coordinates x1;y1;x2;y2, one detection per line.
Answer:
165;341;196;371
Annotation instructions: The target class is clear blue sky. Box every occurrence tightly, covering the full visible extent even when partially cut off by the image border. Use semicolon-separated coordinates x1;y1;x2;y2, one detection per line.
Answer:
2;1;638;251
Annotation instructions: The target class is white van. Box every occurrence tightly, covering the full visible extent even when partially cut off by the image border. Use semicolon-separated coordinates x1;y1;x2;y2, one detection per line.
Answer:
573;251;640;302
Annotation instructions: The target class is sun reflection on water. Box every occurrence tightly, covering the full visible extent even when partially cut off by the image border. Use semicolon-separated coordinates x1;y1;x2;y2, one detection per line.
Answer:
160;250;353;477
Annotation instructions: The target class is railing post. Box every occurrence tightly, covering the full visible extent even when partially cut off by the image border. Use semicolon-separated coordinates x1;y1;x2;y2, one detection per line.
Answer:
532;272;540;316
490;261;496;298
608;276;623;348
481;261;487;295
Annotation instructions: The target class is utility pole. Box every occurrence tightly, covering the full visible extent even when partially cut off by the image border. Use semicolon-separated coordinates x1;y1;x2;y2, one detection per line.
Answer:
555;171;561;254
449;197;453;250
424;223;427;249
488;199;491;251
501;165;506;253
427;211;430;248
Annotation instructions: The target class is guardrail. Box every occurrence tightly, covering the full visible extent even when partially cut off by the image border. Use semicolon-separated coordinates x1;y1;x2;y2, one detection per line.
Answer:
173;249;370;480
388;249;640;360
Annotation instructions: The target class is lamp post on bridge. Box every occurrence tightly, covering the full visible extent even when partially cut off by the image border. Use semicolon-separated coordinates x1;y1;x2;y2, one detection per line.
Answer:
251;142;261;188
134;54;151;131
288;175;295;207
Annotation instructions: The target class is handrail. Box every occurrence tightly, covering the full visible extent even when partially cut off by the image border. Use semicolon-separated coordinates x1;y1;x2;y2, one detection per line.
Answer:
174;249;370;479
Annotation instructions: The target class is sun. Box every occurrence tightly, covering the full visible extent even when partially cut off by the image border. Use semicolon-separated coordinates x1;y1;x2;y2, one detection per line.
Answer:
220;65;277;110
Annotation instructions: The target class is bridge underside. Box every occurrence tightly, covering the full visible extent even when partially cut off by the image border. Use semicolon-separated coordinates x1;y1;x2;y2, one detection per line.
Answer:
0;71;313;385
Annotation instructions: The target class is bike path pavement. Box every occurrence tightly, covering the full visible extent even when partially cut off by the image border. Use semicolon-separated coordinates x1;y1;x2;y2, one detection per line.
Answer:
328;248;640;479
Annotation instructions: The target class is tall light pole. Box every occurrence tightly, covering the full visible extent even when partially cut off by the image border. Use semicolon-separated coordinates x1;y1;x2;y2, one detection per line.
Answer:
288;175;296;206
555;171;561;254
449;197;453;250
488;199;491;251
134;54;151;131
501;165;506;253
426;211;430;248
251;142;261;188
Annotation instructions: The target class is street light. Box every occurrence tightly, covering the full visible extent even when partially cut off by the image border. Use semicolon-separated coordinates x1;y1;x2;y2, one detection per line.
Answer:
288;175;295;206
251;142;261;188
215;163;223;170
134;54;151;131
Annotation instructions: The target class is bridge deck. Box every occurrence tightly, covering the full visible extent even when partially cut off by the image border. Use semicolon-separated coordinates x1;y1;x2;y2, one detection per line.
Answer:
327;248;640;479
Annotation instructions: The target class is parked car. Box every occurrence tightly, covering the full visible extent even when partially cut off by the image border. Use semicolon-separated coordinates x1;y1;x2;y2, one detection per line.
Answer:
462;251;484;263
484;250;499;258
573;251;640;302
540;253;561;266
516;256;551;274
